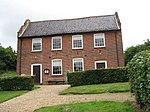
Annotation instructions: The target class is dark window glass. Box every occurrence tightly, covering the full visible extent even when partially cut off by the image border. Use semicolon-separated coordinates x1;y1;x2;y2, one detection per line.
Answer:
96;62;105;68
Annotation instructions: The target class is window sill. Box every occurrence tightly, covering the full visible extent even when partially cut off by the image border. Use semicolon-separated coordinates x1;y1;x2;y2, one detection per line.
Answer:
72;48;83;50
52;74;62;76
51;49;62;51
94;46;106;48
31;50;42;53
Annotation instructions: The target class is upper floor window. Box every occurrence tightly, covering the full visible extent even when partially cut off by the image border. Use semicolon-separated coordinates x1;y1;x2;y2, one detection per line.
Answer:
73;58;84;72
32;38;42;52
52;59;62;75
95;60;107;69
94;33;105;48
52;36;62;50
72;35;83;49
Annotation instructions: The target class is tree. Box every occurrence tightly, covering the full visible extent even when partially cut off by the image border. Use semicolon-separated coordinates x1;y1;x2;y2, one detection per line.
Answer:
124;39;150;65
0;45;16;74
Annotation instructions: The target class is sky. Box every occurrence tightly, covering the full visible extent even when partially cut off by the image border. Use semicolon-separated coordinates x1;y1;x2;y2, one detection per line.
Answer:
0;0;150;51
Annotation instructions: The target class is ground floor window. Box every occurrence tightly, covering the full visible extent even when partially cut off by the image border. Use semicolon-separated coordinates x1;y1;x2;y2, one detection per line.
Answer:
73;58;84;72
95;61;107;69
52;59;62;75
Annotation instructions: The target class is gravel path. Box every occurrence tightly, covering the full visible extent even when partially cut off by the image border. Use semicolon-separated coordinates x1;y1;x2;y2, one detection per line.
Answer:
0;85;135;112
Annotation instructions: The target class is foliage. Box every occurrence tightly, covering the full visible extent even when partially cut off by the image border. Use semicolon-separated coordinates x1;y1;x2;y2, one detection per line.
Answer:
34;101;136;112
124;39;150;65
0;90;28;103
0;76;34;90
127;50;150;112
60;82;130;95
0;45;16;74
67;67;128;87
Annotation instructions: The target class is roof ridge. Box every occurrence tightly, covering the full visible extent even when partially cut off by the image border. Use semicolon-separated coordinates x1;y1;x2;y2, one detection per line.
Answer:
30;14;115;23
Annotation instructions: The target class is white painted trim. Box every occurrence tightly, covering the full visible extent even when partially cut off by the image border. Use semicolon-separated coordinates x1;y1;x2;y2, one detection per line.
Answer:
52;59;62;75
94;33;105;48
32;38;42;52
72;58;84;72
19;24;29;37
114;15;120;29
52;36;62;50
31;64;42;83
72;35;83;49
95;60;107;69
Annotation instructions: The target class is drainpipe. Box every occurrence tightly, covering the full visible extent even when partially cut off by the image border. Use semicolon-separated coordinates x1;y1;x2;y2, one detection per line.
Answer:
115;32;119;66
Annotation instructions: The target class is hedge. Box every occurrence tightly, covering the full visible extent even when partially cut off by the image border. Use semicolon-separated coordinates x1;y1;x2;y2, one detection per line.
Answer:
127;50;150;112
67;67;128;87
0;76;34;90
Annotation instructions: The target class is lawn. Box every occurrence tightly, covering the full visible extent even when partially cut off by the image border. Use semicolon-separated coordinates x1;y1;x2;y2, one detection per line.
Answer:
34;101;136;112
0;86;40;103
60;82;130;95
0;90;28;103
0;71;16;77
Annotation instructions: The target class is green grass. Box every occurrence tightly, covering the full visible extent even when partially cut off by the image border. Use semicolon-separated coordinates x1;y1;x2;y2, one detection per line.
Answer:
34;101;136;112
0;71;17;77
60;82;130;95
0;90;28;103
0;86;40;103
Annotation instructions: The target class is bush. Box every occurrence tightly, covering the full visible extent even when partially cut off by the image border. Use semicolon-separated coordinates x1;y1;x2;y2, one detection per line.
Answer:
0;76;34;90
67;67;128;87
127;50;150;112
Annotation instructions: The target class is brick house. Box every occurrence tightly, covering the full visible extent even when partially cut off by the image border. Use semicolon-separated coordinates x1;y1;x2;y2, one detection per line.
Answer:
17;12;124;84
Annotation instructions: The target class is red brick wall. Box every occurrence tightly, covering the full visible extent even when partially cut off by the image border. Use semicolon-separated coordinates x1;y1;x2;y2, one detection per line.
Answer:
17;31;124;84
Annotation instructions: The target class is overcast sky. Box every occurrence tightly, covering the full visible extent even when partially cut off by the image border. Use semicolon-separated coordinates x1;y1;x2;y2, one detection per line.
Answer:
0;0;150;51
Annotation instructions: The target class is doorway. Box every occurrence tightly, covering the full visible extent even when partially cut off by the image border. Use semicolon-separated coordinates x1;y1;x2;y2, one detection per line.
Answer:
31;64;42;84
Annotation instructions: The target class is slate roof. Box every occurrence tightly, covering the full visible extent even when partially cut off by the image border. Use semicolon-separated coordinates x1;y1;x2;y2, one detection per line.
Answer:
21;14;120;37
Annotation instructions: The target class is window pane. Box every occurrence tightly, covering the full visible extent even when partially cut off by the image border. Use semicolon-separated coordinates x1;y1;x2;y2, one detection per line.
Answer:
94;34;105;47
96;62;105;68
95;38;104;46
73;40;82;48
72;35;82;48
53;37;61;49
53;66;61;74
53;60;61;66
33;43;41;50
53;60;62;75
32;38;42;51
74;59;83;72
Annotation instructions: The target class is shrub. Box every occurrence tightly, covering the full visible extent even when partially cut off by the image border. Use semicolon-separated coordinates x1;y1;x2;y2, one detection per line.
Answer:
67;67;128;87
127;50;150;112
0;76;34;90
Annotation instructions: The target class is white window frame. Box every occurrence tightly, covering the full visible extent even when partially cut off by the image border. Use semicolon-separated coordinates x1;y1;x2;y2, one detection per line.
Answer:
52;36;62;50
32;38;42;52
94;33;105;48
95;60;107;69
31;64;42;83
72;35;83;49
52;59;62;75
73;58;84;72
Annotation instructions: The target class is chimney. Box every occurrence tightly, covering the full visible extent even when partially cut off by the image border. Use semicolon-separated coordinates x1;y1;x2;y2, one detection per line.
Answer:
18;19;30;37
115;12;121;29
